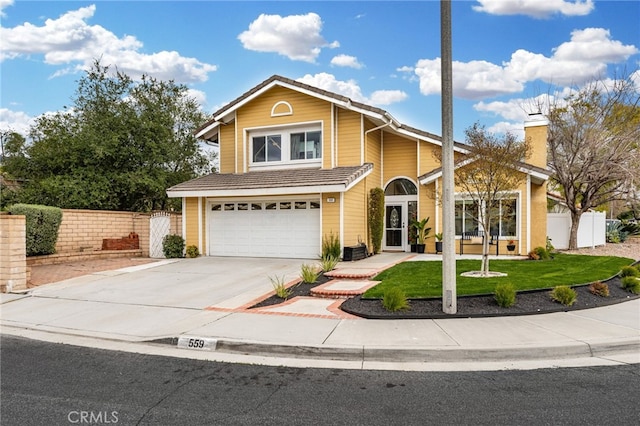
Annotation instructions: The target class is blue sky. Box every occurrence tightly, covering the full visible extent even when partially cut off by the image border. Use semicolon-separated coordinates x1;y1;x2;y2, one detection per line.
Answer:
1;0;639;142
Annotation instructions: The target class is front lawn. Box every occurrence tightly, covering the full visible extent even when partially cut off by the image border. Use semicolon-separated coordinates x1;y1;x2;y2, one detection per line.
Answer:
363;253;633;299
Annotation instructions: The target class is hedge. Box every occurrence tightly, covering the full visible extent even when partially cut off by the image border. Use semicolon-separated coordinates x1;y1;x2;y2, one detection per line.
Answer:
8;204;63;256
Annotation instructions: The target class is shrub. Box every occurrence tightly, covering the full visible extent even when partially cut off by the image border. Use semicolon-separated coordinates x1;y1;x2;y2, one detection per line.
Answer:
162;234;185;258
528;246;551;260
621;276;640;294
9;204;63;256
300;263;320;284
322;232;341;260
588;281;609;297
619;265;639;278
320;255;339;272
185;245;199;258
270;275;292;299
368;187;385;253
382;287;410;312
494;282;517;308
550;285;577;306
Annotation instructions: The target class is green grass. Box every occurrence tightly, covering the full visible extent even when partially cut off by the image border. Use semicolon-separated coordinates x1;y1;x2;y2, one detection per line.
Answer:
363;254;633;299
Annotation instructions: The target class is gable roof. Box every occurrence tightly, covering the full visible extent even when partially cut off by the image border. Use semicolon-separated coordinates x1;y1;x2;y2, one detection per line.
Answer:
195;74;469;153
418;159;550;186
166;163;373;198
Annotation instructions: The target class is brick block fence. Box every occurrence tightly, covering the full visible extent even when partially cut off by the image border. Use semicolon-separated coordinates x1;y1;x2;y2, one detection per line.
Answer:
0;214;27;292
1;209;181;291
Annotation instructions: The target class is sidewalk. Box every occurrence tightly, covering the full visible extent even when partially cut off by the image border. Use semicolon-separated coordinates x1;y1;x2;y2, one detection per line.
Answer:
1;254;638;371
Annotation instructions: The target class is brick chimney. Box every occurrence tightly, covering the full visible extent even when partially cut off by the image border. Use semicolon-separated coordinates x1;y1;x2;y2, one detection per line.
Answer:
524;113;549;169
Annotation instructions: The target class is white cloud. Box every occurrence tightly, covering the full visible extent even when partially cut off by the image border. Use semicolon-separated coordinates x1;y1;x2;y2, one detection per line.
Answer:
330;54;364;69
369;90;408;106
297;73;367;102
473;0;594;18
485;121;525;139
187;89;207;108
413;27;638;100
296;73;407;106
238;13;338;63
0;5;217;83
0;0;14;17
415;58;523;100
0;108;35;135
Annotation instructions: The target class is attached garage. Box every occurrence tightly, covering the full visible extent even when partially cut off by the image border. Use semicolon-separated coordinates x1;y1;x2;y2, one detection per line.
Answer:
208;199;321;259
166;164;373;259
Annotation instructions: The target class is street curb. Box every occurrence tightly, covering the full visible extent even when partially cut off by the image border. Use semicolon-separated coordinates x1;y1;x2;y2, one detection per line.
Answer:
155;336;640;363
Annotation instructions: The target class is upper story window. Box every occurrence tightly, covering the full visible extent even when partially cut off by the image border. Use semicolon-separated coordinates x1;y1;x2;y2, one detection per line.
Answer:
250;124;322;168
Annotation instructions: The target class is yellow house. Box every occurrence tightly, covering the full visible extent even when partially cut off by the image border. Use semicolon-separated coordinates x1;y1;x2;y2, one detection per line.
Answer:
167;75;549;259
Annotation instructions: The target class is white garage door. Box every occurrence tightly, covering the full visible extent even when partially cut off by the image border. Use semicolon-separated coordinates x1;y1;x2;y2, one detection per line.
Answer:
208;199;321;259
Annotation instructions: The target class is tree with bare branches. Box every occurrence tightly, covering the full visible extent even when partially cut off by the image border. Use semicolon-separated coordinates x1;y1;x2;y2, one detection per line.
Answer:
547;75;640;249
453;123;532;275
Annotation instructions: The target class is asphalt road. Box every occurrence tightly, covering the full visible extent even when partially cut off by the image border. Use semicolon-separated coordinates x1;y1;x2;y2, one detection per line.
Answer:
1;335;638;425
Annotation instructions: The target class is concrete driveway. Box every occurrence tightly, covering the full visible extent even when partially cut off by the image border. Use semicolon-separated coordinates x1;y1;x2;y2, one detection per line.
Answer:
29;256;314;310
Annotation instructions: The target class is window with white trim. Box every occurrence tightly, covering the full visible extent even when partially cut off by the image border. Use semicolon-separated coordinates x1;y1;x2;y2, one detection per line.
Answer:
455;197;518;237
250;125;321;167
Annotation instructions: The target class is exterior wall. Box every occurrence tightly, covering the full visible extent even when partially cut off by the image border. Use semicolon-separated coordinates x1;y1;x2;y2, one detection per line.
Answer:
336;108;362;166
219;123;236;173
0;214;27;292
342;180;368;248
530;182;548;250
236;86;333;172
524;120;548;169
321;192;341;250
382;133;417;184
183;198;200;250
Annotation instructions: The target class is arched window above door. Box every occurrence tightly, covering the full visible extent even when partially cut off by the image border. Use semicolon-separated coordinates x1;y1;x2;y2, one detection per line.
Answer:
385;178;417;196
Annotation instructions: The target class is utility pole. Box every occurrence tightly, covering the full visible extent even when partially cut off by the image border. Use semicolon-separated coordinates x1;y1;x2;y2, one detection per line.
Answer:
440;0;457;313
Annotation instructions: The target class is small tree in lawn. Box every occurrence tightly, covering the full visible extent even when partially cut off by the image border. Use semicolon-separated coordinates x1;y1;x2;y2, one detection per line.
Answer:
453;123;531;276
547;75;640;249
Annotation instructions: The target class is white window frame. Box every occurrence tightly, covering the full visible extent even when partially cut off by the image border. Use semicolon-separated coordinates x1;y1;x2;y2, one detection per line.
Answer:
247;122;322;171
454;192;520;239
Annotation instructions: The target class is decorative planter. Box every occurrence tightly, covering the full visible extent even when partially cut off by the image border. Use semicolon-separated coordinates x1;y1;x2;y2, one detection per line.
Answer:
435;241;443;254
507;244;516;252
410;244;417;253
416;244;426;254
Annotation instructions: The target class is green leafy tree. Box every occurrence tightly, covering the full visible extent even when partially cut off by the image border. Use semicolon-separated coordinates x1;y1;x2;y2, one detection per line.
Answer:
449;123;531;276
547;75;640;249
4;60;215;211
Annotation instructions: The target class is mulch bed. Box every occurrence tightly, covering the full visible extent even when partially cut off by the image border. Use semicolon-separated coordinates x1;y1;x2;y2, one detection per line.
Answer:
341;276;639;319
250;273;639;319
251;274;332;308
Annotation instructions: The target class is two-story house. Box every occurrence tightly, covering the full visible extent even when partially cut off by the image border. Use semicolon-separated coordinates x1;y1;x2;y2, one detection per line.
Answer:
167;75;549;259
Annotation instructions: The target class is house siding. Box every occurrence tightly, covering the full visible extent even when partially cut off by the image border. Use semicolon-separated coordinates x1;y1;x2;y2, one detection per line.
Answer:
235;86;332;172
184;197;200;249
219;124;236;173
342;179;368;247
382;133;416;184
321;192;341;250
336;108;362;166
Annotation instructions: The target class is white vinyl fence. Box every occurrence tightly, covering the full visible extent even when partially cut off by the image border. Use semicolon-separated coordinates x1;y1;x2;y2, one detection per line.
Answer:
547;211;606;250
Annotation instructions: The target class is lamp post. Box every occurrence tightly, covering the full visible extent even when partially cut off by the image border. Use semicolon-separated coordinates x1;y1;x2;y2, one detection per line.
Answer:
441;0;457;313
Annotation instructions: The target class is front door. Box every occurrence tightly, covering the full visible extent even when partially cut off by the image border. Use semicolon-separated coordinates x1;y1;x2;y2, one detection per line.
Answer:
384;203;406;251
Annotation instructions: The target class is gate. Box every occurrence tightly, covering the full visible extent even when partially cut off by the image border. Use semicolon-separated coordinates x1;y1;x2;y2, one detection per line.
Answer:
150;212;171;258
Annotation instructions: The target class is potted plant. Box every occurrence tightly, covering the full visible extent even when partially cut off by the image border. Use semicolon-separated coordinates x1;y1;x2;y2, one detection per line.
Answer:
434;232;443;254
409;229;417;252
507;239;516;252
411;217;431;254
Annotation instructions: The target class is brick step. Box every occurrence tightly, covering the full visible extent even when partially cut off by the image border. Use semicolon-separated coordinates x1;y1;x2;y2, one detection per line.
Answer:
310;279;380;299
323;270;378;280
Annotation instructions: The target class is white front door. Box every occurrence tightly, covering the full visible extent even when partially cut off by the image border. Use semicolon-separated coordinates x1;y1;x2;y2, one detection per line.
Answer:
383;202;407;251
